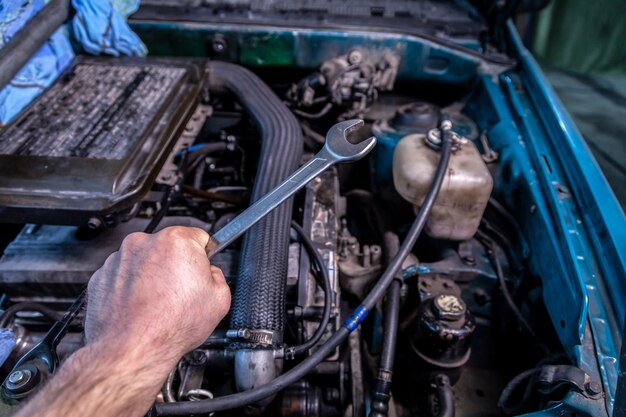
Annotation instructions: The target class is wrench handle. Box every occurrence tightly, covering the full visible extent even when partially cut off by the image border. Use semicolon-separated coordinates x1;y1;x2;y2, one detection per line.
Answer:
206;151;333;259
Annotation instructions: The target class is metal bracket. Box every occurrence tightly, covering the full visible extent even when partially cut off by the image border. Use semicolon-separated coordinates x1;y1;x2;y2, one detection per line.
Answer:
535;365;602;400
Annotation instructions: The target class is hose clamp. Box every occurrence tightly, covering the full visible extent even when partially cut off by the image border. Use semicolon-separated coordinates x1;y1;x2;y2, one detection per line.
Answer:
226;329;276;345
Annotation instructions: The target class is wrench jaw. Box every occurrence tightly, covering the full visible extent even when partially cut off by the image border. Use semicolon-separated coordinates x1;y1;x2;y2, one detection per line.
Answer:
323;119;377;162
205;119;376;261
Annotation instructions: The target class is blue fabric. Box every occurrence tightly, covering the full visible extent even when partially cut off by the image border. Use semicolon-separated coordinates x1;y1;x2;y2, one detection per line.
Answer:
72;0;146;56
0;328;16;367
0;0;146;125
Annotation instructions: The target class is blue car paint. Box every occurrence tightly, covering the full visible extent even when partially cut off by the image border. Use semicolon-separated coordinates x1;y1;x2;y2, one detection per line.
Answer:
131;21;488;85
462;21;625;416
505;20;625;415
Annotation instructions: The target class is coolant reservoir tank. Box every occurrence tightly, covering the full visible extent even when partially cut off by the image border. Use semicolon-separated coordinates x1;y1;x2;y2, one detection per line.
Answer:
393;131;493;240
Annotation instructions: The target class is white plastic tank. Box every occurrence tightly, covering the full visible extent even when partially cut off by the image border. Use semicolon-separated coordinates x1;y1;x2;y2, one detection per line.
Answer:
392;130;493;241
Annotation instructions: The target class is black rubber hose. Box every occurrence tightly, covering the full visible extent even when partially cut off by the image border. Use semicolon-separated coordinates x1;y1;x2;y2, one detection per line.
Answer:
434;374;455;417
285;221;332;357
369;279;401;417
380;280;401;371
153;120;453;416
0;302;62;328
207;61;303;337
379;233;402;372
186;142;229;172
370;232;402;417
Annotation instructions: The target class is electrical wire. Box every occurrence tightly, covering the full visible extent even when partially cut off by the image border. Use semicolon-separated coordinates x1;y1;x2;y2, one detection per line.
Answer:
153;120;454;416
292;103;333;120
285;221;333;358
476;230;538;340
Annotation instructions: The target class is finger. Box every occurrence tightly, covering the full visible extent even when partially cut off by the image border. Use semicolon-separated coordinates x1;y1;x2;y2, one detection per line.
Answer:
185;227;211;249
210;265;227;284
157;226;210;250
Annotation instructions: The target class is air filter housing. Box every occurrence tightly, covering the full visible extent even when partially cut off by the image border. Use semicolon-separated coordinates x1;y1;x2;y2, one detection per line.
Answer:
0;57;205;226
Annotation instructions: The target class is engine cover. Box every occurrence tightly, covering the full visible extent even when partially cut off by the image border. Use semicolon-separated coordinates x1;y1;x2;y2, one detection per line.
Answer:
0;57;205;226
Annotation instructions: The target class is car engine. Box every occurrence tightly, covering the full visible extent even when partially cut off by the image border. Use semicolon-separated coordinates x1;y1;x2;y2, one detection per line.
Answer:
0;46;574;417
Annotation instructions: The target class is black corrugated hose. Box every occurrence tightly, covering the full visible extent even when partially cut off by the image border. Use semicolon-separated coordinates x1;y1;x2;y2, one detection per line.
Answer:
153;119;454;416
206;61;303;338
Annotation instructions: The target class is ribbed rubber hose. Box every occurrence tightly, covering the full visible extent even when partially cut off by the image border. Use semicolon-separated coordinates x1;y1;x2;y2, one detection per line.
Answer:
207;61;303;335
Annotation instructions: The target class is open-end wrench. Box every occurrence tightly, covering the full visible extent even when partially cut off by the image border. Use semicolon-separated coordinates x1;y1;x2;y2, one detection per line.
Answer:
205;118;376;259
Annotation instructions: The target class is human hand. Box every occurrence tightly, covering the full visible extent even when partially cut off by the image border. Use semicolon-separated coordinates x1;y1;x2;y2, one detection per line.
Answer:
85;226;231;368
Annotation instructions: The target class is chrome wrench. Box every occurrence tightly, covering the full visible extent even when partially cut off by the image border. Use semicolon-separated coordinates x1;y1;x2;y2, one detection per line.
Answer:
205;119;376;258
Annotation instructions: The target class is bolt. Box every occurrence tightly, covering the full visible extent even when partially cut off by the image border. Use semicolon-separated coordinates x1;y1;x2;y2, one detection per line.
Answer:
462;255;476;266
190;350;207;365
226;328;251;340
347;50;363;65
6;369;31;389
585;381;602;396
87;217;103;230
211;35;227;54
8;371;25;384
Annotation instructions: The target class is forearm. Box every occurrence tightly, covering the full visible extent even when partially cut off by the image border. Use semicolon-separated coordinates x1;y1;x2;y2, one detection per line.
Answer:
14;341;172;417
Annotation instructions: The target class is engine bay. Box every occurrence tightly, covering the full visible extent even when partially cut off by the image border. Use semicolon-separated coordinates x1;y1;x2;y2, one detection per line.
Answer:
0;23;609;417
